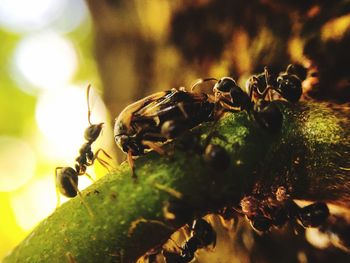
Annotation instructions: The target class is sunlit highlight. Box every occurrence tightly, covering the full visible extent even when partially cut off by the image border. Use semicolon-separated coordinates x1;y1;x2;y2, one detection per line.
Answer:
0;0;65;32
305;228;331;249
50;0;88;34
0;137;36;192
10;175;57;231
14;32;78;92
321;14;350;41
35;85;107;161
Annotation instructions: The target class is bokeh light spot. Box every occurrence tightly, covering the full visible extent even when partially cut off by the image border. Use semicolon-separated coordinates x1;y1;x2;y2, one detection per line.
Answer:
0;137;36;192
10;175;56;231
35;85;107;160
13;32;78;92
0;0;65;32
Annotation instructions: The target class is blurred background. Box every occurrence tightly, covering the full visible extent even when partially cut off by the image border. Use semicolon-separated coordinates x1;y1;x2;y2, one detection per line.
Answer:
0;0;113;259
0;0;349;262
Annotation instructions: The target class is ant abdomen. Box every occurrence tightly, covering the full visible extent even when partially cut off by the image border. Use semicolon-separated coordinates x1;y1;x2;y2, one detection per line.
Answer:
56;167;78;198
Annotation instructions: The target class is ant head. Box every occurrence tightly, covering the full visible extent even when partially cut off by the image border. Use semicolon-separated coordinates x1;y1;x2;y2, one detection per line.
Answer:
204;144;230;171
192;218;216;247
115;134;144;155
213;77;237;93
84;123;103;143
276;74;302;103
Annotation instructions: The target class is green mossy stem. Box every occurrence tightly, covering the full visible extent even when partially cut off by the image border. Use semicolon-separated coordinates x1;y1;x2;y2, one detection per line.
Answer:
4;101;350;263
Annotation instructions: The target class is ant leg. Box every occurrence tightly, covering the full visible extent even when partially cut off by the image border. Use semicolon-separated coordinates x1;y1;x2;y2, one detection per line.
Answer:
142;141;165;155
84;172;95;182
261;67;275;101
177;102;189;119
54;167;63;208
127;150;136;180
246;76;258;101
68;176;94;218
95;148;112;159
191;77;217;92
93;148;114;172
217;97;241;111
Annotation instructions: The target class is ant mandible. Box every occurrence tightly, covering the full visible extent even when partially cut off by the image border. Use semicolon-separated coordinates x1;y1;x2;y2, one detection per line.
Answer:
55;84;112;216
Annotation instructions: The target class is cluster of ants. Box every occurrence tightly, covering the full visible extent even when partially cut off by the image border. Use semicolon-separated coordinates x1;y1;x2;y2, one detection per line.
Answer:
142;186;331;263
114;64;306;176
55;64;336;262
56;64;304;204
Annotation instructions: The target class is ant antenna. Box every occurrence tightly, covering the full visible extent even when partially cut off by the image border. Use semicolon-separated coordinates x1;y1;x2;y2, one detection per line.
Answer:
264;67;270;87
86;84;93;125
191;78;218;92
264;66;273;100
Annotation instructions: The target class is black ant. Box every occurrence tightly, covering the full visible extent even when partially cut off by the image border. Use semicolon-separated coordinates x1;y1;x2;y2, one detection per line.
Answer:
162;218;216;263
115;67;293;177
176;130;231;172
55;85;111;215
114;88;216;178
212;77;283;132
240;187;329;232
246;64;304;103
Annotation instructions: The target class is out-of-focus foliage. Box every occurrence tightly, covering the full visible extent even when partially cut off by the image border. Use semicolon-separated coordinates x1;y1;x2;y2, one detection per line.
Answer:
0;1;115;260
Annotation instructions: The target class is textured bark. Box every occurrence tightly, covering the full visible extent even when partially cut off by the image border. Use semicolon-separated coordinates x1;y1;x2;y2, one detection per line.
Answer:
3;101;349;263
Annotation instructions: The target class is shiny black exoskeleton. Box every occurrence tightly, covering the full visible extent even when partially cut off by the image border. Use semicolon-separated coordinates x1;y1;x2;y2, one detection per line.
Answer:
163;218;216;263
246;64;304;103
298;202;330;228
242;195;329;233
114;89;217;177
177;130;230;172
115;89;215;157
55;85;111;205
213;77;283;132
203;144;230;171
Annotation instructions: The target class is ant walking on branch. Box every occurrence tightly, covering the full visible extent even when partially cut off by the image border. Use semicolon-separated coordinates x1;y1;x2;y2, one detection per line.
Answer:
55;84;112;216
